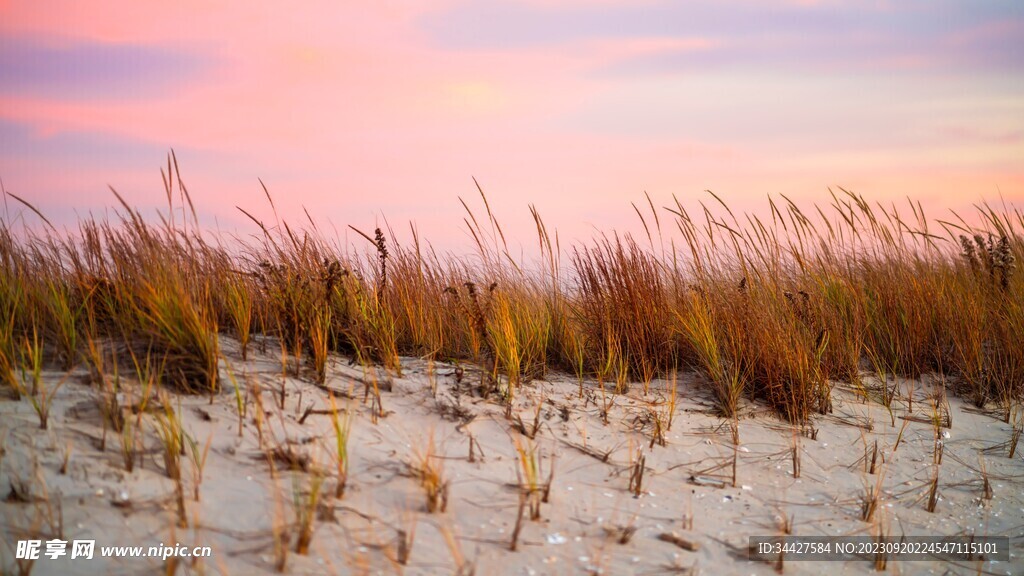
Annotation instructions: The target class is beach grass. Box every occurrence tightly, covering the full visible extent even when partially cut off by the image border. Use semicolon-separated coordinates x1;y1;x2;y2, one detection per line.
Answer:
1;160;1021;426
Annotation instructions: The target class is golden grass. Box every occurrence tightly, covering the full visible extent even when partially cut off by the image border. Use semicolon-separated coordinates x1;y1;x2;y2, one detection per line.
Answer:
0;159;1022;426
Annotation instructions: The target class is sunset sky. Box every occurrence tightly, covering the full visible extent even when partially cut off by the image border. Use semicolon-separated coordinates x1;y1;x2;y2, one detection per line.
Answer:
1;1;1022;250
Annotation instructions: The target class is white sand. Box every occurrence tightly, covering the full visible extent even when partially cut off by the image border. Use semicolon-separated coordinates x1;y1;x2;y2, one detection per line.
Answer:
1;338;1021;575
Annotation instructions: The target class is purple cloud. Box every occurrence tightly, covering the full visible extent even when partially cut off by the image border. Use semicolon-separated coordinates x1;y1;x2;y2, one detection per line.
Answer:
0;36;205;100
419;1;1024;74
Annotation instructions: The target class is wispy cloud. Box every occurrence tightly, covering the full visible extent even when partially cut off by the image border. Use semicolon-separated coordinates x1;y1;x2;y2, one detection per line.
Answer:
0;36;205;100
419;1;1024;73
0;1;1020;247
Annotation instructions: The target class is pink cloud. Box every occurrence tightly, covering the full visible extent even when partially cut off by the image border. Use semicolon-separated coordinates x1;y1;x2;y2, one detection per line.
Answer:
0;1;1021;252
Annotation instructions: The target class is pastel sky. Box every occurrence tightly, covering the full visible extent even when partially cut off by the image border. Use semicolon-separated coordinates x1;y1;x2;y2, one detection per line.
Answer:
1;1;1022;250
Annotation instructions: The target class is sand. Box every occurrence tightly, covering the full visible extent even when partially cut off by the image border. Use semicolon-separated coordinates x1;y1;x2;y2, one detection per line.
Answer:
1;337;1021;575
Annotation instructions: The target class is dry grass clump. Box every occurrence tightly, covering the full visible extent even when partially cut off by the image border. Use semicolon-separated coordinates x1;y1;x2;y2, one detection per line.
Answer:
1;158;1023;425
2;160;220;394
628;446;646;497
327;392;352;498
292;469;324;555
942;232;1024;415
512;437;553;521
152;395;189;527
509;436;555;552
675;287;747;417
408;430;449;514
572;234;680;391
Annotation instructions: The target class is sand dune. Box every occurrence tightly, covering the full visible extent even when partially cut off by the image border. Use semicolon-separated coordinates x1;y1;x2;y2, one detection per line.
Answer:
1;338;1020;575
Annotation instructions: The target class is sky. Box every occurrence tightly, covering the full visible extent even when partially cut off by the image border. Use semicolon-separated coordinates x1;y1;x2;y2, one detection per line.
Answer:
1;1;1022;251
